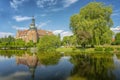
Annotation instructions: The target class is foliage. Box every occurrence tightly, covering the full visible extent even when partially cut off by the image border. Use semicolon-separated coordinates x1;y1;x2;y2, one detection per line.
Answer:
70;2;113;48
70;54;114;80
0;36;15;49
94;47;104;51
37;52;61;65
104;47;114;52
115;32;120;41
111;41;116;45
14;39;26;48
26;40;34;47
114;32;120;45
0;35;35;49
116;47;120;51
37;35;61;52
0;50;26;57
62;35;77;47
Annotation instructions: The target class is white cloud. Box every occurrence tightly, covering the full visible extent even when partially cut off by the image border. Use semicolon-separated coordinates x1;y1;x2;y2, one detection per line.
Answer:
10;0;27;10
52;30;73;40
13;16;31;22
112;9;120;17
0;32;14;38
112;13;120;16
111;26;120;34
61;31;73;38
111;26;120;31
0;72;30;80
37;20;51;28
37;0;57;8
12;26;28;30
53;30;64;35
36;0;78;12
63;0;78;8
0;56;13;62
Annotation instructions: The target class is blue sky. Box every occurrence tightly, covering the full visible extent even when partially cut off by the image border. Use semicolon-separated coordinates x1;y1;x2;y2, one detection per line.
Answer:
0;0;120;37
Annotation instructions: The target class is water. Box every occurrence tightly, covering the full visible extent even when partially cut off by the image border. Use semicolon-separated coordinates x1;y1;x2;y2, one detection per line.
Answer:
0;52;120;80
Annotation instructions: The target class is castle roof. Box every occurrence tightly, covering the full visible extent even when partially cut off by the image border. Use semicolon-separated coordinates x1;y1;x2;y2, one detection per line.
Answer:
17;29;53;37
18;30;29;36
37;30;53;36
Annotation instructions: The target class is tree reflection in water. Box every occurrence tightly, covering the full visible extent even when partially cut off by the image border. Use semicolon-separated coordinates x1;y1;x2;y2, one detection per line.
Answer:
70;54;115;80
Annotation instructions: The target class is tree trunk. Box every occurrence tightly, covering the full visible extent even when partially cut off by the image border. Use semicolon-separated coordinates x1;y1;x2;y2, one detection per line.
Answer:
81;44;86;49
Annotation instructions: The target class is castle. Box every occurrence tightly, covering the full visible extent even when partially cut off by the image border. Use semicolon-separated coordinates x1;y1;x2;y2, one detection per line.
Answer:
16;16;53;43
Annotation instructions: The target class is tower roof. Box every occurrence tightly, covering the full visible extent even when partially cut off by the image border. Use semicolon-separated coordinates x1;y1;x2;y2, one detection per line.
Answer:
30;16;36;30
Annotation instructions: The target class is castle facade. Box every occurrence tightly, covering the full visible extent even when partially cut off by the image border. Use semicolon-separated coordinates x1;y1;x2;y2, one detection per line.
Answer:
16;17;53;43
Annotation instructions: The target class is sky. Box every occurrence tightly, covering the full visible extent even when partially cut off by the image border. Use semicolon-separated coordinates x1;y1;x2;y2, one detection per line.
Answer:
0;0;120;38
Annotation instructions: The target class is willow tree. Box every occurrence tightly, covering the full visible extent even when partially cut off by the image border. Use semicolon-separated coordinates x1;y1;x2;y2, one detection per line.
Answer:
70;2;113;48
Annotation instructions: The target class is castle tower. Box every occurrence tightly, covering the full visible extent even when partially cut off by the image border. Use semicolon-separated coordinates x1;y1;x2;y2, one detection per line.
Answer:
27;16;38;43
30;16;36;30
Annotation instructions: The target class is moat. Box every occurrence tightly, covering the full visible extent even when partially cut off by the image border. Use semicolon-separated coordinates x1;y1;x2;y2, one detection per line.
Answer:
0;51;120;80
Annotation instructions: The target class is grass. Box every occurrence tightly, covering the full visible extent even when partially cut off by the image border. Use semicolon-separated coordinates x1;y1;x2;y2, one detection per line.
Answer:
56;47;74;53
56;47;94;53
56;45;120;55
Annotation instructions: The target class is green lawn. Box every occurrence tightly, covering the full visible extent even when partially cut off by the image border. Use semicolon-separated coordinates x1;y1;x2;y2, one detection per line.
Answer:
56;47;94;53
56;45;120;54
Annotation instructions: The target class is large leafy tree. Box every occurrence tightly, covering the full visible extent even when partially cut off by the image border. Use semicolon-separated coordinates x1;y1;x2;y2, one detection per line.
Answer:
70;2;113;48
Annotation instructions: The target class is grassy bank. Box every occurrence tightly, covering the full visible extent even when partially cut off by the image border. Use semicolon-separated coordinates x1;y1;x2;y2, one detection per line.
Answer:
56;45;120;55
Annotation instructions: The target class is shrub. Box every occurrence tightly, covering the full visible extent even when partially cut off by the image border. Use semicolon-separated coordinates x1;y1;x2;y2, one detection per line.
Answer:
116;48;120;51
95;47;104;51
104;47;114;52
115;40;120;45
72;47;77;51
37;35;61;52
111;42;116;45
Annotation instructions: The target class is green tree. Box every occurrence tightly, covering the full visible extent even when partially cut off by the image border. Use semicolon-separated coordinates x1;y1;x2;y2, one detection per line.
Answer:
115;32;120;45
37;35;61;52
70;2;113;48
62;35;77;47
26;40;34;48
0;35;15;49
15;39;25;48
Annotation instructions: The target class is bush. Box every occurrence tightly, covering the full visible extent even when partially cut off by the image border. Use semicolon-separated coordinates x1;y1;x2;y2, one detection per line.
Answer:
116;48;120;51
115;40;120;45
111;42;116;45
104;47;114;52
95;47;104;51
72;47;77;52
37;35;61;52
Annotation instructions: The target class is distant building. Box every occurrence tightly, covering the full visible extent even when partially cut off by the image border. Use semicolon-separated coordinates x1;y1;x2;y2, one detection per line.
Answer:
16;16;53;43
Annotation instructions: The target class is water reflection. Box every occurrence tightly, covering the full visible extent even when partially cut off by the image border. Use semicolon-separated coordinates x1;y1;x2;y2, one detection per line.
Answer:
1;52;120;80
0;52;73;80
113;54;120;80
16;53;39;80
70;54;115;80
35;55;73;80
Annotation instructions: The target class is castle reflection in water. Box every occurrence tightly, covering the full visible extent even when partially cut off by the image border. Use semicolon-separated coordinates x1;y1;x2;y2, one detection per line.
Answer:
16;53;40;80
